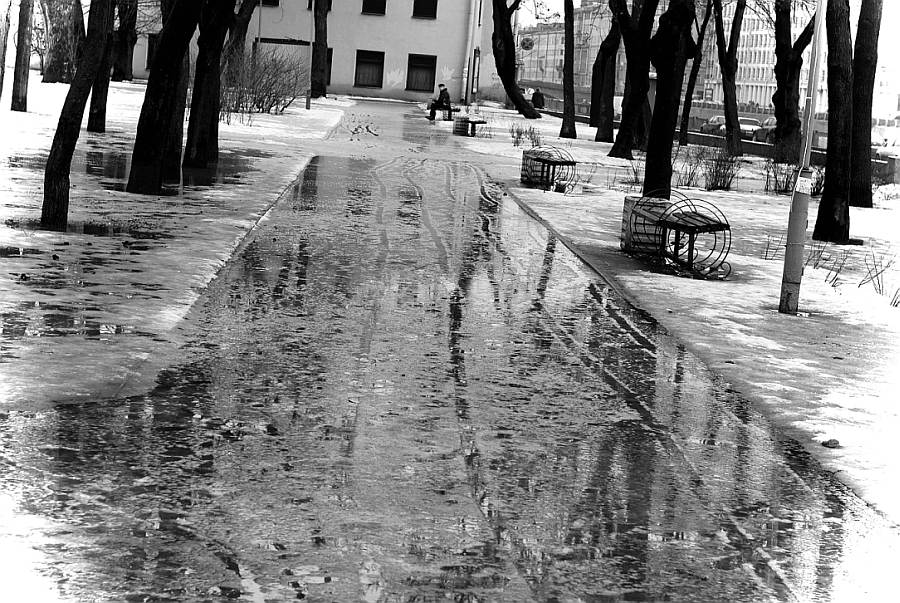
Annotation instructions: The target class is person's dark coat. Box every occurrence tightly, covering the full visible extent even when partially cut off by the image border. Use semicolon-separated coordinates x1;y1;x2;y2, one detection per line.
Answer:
531;90;545;109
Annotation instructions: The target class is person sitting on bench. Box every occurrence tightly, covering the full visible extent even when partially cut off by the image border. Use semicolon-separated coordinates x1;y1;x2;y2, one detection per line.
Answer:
427;84;451;120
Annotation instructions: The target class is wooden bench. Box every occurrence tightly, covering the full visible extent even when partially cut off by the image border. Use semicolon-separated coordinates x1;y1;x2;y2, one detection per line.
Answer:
442;107;460;121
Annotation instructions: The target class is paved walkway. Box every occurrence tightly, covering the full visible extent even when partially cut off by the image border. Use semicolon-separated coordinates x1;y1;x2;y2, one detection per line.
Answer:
1;89;898;600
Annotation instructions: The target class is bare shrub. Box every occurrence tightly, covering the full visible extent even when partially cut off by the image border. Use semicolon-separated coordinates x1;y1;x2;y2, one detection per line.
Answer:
509;123;525;147
811;165;825;196
221;48;308;122
674;146;707;188
825;251;850;287
763;232;785;260
702;144;740;191
765;160;797;194
805;240;828;269
526;126;542;147
859;252;895;295
625;158;645;185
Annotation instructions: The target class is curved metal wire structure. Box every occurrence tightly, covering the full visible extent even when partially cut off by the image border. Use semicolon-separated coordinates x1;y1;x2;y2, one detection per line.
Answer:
624;190;732;279
520;146;577;190
655;197;732;278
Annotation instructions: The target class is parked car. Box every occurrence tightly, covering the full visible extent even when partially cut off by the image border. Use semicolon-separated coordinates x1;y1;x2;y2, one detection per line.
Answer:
738;117;762;140
753;117;777;143
699;115;726;134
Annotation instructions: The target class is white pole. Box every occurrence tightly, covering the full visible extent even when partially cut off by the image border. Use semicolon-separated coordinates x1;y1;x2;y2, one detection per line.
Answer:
778;0;826;314
306;0;314;110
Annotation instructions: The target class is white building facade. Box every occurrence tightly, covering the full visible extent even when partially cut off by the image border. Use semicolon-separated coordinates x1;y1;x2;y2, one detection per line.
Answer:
243;0;496;104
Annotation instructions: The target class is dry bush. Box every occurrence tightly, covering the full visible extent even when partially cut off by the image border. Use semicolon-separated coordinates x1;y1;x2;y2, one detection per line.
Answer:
703;144;740;191
674;146;707;188
765;160;797;194
221;48;309;122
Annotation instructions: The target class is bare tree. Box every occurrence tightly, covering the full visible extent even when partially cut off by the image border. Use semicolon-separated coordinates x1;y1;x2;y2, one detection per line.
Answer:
87;2;115;133
310;0;328;98
590;12;620;143
11;0;35;111
126;0;202;194
678;0;712;146
183;0;235;168
609;0;660;160
41;0;113;231
491;0;541;118
770;0;815;164
643;0;696;197
160;0;189;182
0;0;13;96
40;0;86;83
711;0;746;156
813;0;851;242
222;0;258;83
559;0;576;138
849;0;883;208
111;0;137;80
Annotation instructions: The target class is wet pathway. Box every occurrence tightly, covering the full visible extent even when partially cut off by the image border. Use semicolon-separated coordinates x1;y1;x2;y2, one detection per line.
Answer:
1;103;897;601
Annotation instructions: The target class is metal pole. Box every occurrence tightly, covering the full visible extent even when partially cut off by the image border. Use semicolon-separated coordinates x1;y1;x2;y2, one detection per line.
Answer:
306;0;314;110
778;0;826;314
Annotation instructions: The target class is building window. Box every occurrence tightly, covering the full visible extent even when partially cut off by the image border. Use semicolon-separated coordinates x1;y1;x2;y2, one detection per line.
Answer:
412;0;437;19
263;0;279;6
146;32;160;69
362;0;386;14
355;50;385;88
406;54;436;92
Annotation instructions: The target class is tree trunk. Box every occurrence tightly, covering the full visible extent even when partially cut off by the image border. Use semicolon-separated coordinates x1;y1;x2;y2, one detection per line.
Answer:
183;0;233;169
111;0;137;81
678;0;711;146
849;0;882;208
772;0;814;164
559;0;576;138
41;0;112;231
162;50;190;182
42;0;85;83
609;0;659;160
813;0;852;242
491;0;541;118
11;0;34;112
310;0;328;98
87;23;115;133
643;0;696;198
222;0;258;86
126;0;202;194
0;0;13;96
590;17;620;142
712;0;745;156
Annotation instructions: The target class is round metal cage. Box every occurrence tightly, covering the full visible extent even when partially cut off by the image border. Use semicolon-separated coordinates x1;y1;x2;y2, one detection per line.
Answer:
654;197;732;278
520;146;577;190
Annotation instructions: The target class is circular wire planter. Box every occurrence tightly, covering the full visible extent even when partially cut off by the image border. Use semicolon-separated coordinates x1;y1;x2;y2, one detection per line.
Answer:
654;197;732;278
623;190;732;279
520;146;578;191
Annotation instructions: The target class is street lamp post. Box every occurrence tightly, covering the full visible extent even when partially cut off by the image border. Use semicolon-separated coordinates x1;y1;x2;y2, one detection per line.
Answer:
778;0;826;314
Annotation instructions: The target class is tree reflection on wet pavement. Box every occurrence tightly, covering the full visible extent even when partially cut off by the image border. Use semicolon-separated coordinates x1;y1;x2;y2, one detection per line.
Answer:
1;104;897;601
